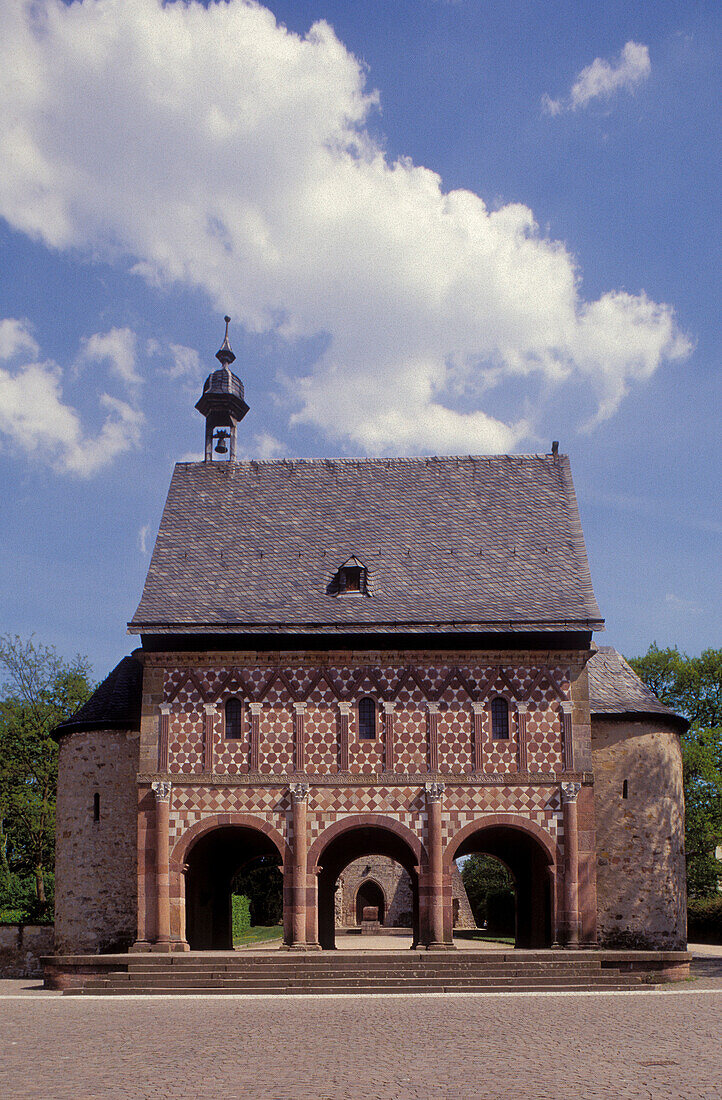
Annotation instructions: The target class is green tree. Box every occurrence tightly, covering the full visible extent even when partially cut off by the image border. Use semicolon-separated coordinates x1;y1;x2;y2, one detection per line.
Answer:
231;857;283;926
628;645;722;897
460;854;515;927
0;635;93;913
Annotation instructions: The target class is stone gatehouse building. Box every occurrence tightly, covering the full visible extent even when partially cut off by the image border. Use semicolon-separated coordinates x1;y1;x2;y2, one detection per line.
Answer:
53;325;687;956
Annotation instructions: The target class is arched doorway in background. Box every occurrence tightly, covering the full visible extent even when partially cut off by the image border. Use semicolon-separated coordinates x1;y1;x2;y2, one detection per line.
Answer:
355;879;386;925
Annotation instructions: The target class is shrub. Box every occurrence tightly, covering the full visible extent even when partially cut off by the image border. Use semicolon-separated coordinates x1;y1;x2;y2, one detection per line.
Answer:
687;896;722;944
231;894;251;941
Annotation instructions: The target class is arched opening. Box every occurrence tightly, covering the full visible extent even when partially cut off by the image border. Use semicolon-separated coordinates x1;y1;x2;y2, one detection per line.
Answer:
448;821;555;948
354;880;386;925
184;825;282;949
312;822;423;949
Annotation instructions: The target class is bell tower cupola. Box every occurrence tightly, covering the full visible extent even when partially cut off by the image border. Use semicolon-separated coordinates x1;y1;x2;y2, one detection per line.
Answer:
195;316;250;462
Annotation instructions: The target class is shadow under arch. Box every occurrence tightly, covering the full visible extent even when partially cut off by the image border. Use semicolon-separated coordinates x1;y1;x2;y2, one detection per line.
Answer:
445;814;558;949
309;815;427;949
175;815;288;950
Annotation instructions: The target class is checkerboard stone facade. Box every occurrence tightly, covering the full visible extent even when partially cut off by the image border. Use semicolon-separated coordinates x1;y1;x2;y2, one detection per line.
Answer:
128;647;595;951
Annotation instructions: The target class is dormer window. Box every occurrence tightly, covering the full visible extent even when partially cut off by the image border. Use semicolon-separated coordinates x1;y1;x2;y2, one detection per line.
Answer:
329;556;369;597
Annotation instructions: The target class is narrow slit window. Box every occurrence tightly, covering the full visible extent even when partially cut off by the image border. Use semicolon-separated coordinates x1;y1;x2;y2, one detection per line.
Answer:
491;697;509;740
359;697;376;740
225;698;243;740
622;780;629;800
93;792;100;823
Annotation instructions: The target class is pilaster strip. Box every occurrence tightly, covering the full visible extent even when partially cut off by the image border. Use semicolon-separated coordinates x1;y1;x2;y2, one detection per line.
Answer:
427;703;439;772
516;703;528;772
338;703;351;772
248;702;262;773
561;702;574;772
202;704;216;774
472;703;485;773
158;704;171;773
293;702;307;773
383;702;395;772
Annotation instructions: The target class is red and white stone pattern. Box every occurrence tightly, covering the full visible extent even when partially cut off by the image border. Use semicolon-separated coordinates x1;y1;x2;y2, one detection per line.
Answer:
162;662;570;779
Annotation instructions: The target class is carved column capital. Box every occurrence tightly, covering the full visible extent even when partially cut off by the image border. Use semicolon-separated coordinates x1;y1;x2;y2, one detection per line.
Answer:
426;702;440;715
159;703;172;715
293;701;307;714
425;781;445;803
338;702;353;716
561;781;581;803
471;702;485;715
203;703;217;715
560;701;574;715
515;702;528;715
382;701;395;714
290;782;309;803
152;781;172;802
248;702;263;716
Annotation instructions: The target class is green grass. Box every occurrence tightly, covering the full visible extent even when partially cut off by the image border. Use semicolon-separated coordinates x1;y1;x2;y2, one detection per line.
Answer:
454;930;516;946
233;925;284;948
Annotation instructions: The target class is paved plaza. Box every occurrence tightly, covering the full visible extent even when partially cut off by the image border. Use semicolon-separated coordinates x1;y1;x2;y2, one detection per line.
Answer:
1;951;721;1100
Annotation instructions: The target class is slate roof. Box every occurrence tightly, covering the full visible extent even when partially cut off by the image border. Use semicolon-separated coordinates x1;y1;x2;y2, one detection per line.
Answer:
53;655;143;739
129;453;603;636
587;647;687;729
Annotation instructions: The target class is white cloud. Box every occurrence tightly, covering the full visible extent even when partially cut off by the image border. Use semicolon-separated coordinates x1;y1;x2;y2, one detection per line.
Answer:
543;41;651;115
166;343;202;381
0;318;39;361
665;592;702;614
138;523;150;554
79;327;141;388
0;322;143;476
0;2;687;456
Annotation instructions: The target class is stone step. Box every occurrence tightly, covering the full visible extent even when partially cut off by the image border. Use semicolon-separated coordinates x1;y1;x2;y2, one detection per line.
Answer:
65;980;652;997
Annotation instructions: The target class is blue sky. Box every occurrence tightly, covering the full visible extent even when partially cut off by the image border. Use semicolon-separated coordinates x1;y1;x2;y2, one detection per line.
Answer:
0;0;719;680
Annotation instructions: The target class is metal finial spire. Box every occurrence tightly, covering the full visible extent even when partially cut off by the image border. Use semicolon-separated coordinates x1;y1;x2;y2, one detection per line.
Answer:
216;315;236;367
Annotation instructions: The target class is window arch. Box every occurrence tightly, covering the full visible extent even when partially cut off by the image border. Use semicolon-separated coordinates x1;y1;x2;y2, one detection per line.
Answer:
358;697;376;740
491;697;509;740
225;697;243;740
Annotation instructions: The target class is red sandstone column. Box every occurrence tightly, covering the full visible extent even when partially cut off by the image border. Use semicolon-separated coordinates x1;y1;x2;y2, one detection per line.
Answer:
425;782;447;948
383;702;395;772
338;703;351;772
249;702;262;772
427;704;439;772
158;704;170;772
561;781;581;947
472;702;485;773
516;703;528;772
152;781;172;948
202;704;216;774
561;701;574;772
290;783;308;948
293;702;306;773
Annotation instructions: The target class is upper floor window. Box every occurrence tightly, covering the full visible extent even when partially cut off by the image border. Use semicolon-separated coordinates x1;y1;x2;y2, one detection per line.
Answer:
225;697;243;740
491;697;509;740
359;697;376;739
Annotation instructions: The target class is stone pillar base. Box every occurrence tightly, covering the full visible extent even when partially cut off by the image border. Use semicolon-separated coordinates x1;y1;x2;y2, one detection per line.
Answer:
425;942;456;951
284;942;322;952
129;940;152;953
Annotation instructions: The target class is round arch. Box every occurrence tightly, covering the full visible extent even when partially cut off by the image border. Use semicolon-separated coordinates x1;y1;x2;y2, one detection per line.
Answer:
308;814;426;949
444;813;558;949
308;813;427;874
443;813;558;869
170;813;290;874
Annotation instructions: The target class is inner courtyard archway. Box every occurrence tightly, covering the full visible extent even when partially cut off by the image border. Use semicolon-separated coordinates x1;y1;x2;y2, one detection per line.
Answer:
447;820;556;948
184;825;283;950
311;820;424;949
354;879;386;925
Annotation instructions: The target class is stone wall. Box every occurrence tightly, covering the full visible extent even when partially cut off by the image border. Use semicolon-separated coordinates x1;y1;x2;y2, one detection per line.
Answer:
0;924;54;978
336;856;476;929
55;729;139;954
592;717;686;949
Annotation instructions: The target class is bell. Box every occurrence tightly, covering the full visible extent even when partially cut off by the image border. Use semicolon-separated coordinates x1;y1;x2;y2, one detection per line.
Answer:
214;430;229;455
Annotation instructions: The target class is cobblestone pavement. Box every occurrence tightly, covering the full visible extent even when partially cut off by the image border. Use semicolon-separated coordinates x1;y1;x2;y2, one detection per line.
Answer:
1;984;721;1100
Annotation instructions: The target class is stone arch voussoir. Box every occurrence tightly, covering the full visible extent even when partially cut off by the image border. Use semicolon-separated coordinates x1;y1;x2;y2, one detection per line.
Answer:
170;813;290;873
443;813;558;870
307;813;427;874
